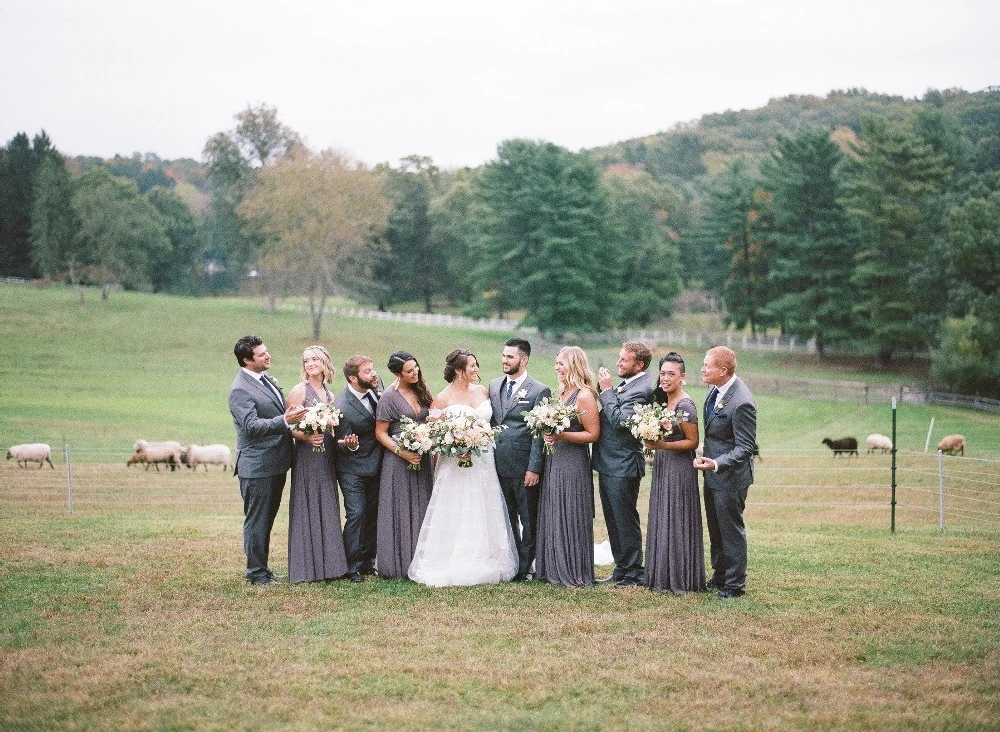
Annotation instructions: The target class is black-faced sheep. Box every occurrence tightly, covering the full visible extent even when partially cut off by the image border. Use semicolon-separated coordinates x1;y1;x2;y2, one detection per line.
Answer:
937;434;965;456
6;443;54;468
866;434;893;454
182;444;233;472
822;437;858;457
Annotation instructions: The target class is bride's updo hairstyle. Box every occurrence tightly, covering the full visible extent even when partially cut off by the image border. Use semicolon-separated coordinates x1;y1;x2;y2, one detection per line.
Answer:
556;346;598;398
443;348;476;383
387;349;434;407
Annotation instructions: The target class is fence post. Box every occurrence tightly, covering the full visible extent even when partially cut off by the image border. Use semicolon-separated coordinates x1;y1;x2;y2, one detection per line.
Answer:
64;442;73;515
924;417;935;454
890;397;897;534
937;449;945;533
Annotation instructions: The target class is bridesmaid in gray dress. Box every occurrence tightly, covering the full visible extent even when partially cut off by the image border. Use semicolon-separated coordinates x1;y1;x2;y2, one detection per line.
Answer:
286;345;349;583
374;350;434;579
643;352;706;594
535;346;601;588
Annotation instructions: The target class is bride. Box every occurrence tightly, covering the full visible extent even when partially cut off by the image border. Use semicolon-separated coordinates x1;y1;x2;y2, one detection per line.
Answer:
408;349;518;587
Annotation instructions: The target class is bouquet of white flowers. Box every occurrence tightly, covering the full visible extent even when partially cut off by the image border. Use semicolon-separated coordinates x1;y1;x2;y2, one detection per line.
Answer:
523;397;582;456
429;409;503;468
395;416;434;470
621;403;686;458
295;402;343;452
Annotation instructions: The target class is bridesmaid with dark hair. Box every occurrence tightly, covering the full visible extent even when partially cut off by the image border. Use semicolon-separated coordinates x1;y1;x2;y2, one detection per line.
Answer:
643;351;706;594
535;346;601;588
374;350;435;579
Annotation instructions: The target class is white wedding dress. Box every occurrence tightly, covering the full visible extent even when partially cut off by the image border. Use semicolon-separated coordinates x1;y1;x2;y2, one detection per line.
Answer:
408;402;519;587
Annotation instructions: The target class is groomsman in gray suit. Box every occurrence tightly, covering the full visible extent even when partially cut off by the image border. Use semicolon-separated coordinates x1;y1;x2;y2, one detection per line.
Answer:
334;355;385;582
489;338;551;581
592;341;654;587
694;346;757;599
228;335;307;586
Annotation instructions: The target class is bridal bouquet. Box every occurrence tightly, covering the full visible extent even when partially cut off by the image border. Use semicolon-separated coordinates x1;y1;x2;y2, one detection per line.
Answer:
622;403;686;458
295;402;343;452
395;416;434;470
429;410;503;468
523;397;582;456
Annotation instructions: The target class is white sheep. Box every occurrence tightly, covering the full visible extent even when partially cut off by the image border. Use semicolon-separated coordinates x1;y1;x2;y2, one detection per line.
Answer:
866;434;893;454
6;443;54;469
937;434;966;456
182;444;233;472
127;440;182;471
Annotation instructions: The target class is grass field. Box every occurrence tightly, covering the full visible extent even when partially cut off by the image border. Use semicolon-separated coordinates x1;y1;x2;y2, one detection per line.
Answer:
2;282;999;730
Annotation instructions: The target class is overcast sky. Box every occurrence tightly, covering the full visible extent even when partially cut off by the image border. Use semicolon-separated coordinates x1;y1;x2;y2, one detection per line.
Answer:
1;0;996;169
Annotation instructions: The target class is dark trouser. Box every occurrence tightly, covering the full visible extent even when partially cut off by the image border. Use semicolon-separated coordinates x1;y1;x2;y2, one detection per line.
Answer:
703;483;748;591
240;473;286;582
338;472;380;574
500;475;540;577
598;473;643;581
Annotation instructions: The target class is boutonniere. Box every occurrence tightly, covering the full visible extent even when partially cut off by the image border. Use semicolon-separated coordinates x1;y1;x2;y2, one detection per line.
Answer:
267;374;279;388
616;385;625;394
517;389;528;400
715;400;726;412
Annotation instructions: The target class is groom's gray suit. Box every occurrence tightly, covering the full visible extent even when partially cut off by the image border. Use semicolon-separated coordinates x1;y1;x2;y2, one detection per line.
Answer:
591;372;653;583
701;376;756;593
489;373;551;577
229;369;294;583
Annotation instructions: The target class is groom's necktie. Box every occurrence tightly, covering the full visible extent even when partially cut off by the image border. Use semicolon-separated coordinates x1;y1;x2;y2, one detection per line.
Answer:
364;392;378;415
261;374;284;408
704;388;718;422
505;379;514;404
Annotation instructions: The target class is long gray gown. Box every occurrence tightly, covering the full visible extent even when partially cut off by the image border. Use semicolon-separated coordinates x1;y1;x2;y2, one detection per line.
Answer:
375;386;433;579
644;395;707;594
288;383;350;583
535;390;594;588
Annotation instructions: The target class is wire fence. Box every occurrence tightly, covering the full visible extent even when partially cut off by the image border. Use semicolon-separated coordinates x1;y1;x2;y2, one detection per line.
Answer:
3;447;997;536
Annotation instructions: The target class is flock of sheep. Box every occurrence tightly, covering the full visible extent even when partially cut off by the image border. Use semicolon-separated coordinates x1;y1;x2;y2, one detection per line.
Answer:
820;433;966;457
4;441;233;471
7;434;970;470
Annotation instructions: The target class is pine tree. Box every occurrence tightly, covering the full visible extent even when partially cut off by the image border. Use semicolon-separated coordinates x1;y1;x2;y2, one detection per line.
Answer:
29;156;80;280
842;117;951;364
760;127;856;356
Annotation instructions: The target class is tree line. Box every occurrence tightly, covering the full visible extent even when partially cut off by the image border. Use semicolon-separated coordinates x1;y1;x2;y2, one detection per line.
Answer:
1;90;998;396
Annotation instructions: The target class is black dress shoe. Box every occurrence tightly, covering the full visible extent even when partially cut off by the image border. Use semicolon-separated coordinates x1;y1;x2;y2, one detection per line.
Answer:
360;568;379;577
716;588;746;600
596;574;623;584
346;572;364;583
614;578;642;588
248;577;279;586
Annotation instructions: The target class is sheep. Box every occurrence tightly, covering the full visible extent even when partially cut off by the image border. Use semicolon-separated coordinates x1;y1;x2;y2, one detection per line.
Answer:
937;434;965;456
127;440;182;472
6;443;54;469
182;444;233;472
822;437;858;457
866;434;893;454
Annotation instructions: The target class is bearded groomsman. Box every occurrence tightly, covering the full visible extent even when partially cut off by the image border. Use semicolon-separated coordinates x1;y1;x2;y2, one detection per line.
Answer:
334;355;385;582
694;346;757;599
592;341;654;587
489;338;551;581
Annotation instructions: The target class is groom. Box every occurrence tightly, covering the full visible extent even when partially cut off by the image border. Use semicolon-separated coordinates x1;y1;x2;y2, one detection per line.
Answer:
489;338;551;581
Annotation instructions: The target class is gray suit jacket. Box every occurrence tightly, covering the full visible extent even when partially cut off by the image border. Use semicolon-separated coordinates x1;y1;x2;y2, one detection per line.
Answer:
702;376;757;491
228;370;293;479
591;372;653;478
489;374;551;479
333;386;384;477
